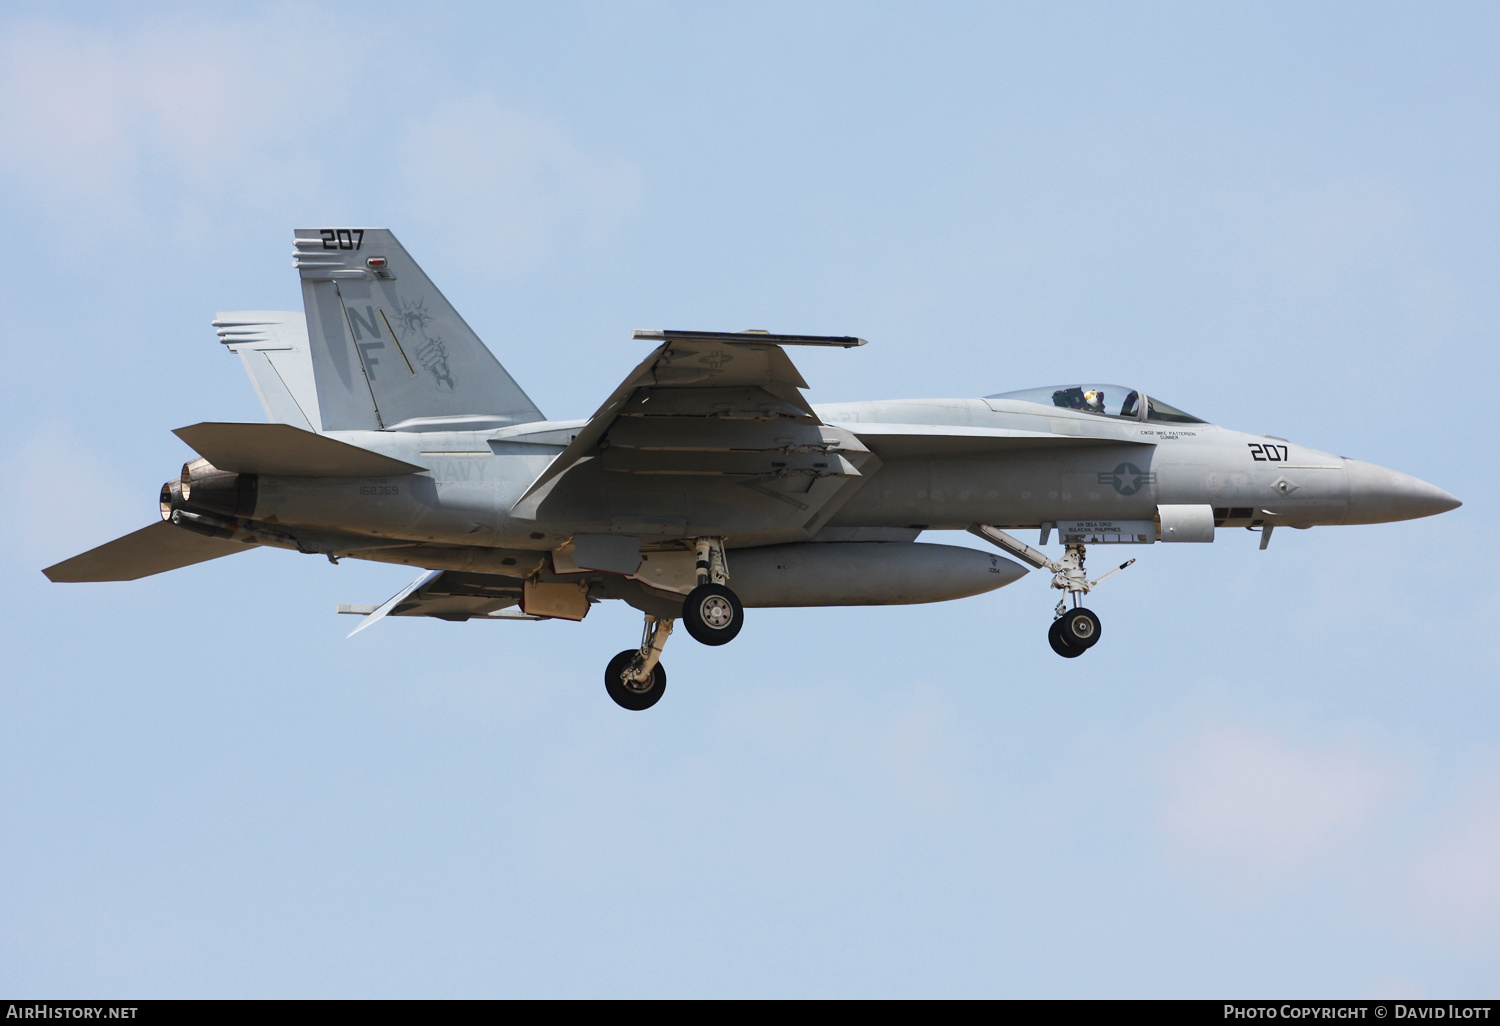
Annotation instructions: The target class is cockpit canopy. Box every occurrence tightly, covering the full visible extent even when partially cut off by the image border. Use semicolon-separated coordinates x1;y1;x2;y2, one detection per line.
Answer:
986;384;1205;424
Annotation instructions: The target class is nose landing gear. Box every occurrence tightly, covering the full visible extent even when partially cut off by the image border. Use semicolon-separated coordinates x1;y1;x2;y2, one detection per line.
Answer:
970;525;1133;659
1049;606;1101;657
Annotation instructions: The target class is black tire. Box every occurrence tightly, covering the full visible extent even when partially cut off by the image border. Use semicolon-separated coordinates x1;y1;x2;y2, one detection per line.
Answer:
1058;607;1101;650
681;583;744;646
1048;617;1085;658
605;649;667;711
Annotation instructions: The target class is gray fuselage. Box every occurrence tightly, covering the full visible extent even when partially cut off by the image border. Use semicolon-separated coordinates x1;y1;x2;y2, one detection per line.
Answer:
244;396;1456;557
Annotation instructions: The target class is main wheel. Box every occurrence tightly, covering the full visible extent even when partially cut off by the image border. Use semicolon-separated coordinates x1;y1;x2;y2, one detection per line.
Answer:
681;583;744;646
1057;607;1101;650
1048;617;1085;658
605;649;667;711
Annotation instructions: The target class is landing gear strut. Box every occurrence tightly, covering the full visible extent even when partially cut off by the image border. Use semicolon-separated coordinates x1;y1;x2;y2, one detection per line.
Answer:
681;537;744;646
970;525;1134;659
606;614;673;711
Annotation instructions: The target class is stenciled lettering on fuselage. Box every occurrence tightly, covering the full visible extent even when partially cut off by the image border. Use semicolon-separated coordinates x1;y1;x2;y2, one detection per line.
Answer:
1097;462;1157;496
426;459;491;482
1247;442;1290;462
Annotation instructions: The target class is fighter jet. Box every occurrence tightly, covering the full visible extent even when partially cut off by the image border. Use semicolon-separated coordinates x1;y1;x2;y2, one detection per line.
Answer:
44;228;1462;710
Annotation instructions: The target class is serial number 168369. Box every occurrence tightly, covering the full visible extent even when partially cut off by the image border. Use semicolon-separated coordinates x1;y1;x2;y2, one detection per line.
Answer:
359;484;399;496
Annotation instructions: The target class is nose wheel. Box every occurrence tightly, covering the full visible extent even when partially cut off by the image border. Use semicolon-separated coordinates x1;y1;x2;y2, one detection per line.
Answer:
970;525;1133;660
1049;607;1101;657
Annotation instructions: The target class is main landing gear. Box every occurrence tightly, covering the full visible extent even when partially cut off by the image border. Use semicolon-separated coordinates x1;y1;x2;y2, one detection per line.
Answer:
970;525;1134;660
681;536;743;646
606;616;672;711
683;583;743;645
604;537;744;710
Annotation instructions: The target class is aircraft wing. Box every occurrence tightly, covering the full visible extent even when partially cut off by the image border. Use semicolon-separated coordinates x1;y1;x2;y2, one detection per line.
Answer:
513;330;880;537
343;569;540;635
43;521;254;582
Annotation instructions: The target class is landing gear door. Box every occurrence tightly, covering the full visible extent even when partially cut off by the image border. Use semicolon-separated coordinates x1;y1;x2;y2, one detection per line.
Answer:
1157;504;1215;542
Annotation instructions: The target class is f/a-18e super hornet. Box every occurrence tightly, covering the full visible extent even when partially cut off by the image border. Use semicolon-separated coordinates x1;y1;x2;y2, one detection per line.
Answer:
46;228;1462;709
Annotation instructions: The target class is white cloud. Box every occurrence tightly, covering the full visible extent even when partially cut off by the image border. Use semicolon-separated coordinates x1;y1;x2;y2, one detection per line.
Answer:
0;11;364;246
1159;724;1400;888
0;425;145;571
1411;784;1500;942
883;705;960;805
397;96;642;269
1211;180;1413;291
0;13;639;263
0;20;137;206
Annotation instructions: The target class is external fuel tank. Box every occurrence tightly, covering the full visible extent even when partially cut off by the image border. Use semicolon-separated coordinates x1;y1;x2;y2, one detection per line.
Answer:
726;541;1027;607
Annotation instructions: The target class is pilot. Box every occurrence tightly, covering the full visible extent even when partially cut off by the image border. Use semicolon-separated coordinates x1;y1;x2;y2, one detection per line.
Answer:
1083;389;1105;413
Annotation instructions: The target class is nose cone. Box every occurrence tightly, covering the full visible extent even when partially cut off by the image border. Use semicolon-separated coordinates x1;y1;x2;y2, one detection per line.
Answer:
1343;459;1461;525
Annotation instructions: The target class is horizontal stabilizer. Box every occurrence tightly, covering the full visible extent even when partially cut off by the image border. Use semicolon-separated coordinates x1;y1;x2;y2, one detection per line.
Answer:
346;569;441;636
43;521;252;582
344;570;540;633
340;604;541;621
173;422;425;477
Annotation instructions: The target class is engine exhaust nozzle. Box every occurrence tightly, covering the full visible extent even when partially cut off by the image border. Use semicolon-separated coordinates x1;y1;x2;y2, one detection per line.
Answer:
178;458;258;518
160;478;183;522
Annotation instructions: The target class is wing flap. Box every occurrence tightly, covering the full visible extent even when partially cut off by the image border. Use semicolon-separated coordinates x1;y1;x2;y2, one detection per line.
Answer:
43;521;254;582
173;422;425;476
622;386;814;421
514;330;868;512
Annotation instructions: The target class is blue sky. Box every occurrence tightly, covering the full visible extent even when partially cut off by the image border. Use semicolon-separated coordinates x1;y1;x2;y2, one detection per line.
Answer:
1;1;1496;997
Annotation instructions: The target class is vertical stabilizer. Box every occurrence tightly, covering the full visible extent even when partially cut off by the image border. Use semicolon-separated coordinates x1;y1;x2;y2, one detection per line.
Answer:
215;311;321;431
293;228;544;431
